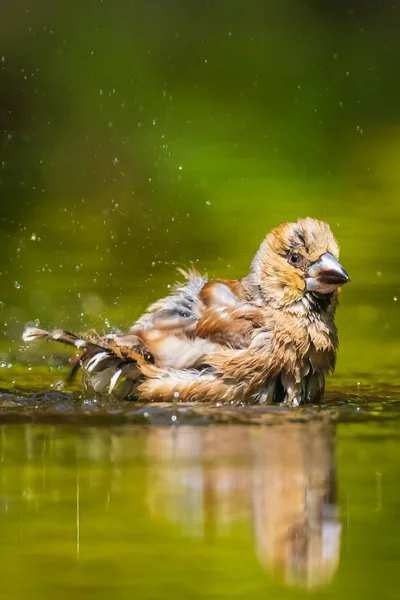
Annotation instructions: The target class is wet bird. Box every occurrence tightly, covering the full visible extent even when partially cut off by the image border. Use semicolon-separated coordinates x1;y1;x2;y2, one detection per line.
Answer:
22;217;350;405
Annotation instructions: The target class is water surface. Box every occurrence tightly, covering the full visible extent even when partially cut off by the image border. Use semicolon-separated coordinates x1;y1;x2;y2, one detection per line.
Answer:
1;374;400;599
1;415;399;600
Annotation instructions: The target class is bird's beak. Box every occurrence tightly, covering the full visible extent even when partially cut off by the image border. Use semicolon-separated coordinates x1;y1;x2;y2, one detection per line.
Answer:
305;253;350;294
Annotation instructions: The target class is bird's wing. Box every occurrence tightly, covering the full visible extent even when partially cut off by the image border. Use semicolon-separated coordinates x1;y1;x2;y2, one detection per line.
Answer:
22;269;264;399
129;271;264;370
137;329;276;404
131;267;206;337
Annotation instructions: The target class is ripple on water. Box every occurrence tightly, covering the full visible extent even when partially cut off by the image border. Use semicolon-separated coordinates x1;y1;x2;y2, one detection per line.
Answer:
1;383;400;426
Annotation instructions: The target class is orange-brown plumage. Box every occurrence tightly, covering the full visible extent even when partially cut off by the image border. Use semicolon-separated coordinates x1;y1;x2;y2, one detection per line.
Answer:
22;217;349;405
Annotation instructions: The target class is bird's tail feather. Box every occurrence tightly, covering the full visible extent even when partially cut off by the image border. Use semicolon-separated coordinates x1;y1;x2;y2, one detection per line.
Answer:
22;326;144;398
22;326;87;349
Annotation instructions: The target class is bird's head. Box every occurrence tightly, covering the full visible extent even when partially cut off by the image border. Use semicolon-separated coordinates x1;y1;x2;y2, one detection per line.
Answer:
249;217;350;312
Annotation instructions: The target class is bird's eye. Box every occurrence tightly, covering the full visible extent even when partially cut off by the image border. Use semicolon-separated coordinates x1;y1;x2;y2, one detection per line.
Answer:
288;252;301;266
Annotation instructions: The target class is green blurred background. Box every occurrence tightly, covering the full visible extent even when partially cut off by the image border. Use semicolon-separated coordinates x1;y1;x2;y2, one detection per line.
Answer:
1;0;400;382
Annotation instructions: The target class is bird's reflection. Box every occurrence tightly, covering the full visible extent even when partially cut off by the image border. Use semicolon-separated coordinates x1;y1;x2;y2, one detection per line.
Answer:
146;421;340;589
0;419;340;590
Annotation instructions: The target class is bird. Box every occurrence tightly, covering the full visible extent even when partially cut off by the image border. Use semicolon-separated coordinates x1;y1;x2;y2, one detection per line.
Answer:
22;217;350;406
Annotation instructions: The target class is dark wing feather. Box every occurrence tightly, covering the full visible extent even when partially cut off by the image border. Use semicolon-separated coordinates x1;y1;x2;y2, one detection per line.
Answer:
131;268;206;336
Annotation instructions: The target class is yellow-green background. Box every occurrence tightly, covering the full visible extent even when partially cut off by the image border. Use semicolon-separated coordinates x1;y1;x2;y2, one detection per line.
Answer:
1;1;400;384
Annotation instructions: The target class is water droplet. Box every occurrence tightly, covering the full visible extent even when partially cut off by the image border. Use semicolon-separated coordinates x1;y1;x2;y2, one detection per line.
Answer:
14;281;21;289
173;391;180;398
30;233;37;241
171;415;177;422
50;380;64;391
